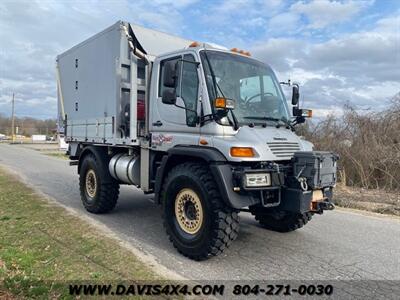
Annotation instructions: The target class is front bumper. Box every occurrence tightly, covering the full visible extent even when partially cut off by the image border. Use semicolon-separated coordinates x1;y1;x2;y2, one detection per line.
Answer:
280;187;335;214
210;164;335;214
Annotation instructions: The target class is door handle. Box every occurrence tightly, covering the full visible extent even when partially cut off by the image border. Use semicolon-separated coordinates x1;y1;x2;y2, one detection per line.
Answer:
152;120;163;127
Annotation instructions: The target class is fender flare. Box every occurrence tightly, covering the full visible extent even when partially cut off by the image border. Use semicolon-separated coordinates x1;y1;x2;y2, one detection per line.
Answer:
154;145;227;203
77;146;113;183
167;145;227;162
153;146;256;208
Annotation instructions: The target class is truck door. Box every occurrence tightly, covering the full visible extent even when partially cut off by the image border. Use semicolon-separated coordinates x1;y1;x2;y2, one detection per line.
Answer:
151;53;200;140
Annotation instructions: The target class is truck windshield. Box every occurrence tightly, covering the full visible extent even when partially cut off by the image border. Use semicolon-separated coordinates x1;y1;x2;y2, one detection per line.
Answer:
200;50;290;126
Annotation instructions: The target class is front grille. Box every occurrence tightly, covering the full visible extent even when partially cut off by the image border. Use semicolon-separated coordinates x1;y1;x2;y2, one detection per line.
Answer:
267;142;301;159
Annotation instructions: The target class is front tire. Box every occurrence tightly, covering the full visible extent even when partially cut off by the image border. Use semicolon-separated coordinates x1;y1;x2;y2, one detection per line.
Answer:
162;163;239;260
79;153;119;214
250;206;312;232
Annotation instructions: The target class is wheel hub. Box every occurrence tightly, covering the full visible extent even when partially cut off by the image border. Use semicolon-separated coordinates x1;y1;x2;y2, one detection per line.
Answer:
85;169;97;198
174;188;203;234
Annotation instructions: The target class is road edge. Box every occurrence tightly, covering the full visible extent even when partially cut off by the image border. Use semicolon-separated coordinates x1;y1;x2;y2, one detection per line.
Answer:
334;206;400;222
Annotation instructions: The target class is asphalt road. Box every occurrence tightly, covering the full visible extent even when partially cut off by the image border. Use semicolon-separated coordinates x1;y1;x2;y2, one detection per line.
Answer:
0;144;399;282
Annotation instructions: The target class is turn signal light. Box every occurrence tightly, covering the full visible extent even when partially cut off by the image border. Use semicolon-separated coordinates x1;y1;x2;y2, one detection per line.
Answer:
214;97;235;109
199;139;208;145
230;147;255;157
215;97;226;108
302;109;313;118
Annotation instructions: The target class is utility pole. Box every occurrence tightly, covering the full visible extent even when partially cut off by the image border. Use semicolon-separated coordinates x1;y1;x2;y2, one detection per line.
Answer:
11;93;15;142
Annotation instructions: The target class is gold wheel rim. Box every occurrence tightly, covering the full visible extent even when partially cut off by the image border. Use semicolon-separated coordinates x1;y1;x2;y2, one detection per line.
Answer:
174;188;203;234
85;169;97;198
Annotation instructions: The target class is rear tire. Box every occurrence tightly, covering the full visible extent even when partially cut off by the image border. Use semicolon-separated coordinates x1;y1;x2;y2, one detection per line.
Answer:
250;207;312;232
161;162;239;260
79;153;119;214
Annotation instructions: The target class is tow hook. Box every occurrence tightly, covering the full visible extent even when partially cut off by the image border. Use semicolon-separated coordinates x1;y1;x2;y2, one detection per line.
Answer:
320;201;335;211
313;200;335;214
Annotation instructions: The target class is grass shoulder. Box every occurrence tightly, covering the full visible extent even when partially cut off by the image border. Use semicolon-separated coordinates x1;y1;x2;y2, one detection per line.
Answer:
0;167;160;299
42;151;69;160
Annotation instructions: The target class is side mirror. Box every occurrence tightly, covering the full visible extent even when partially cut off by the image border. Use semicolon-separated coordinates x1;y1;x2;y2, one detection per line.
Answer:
292;85;299;106
163;61;177;88
162;88;176;105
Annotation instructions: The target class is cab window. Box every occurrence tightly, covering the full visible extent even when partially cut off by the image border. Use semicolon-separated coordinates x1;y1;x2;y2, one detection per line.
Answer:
159;54;199;127
180;54;199;126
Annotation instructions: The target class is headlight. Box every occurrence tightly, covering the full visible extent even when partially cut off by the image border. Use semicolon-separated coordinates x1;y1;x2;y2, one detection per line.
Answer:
245;173;271;188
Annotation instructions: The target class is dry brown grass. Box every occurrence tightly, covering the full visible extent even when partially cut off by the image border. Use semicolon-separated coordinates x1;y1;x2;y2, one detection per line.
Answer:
334;184;400;216
298;97;400;191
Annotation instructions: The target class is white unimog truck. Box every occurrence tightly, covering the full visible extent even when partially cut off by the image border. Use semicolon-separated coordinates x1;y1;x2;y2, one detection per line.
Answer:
57;21;338;260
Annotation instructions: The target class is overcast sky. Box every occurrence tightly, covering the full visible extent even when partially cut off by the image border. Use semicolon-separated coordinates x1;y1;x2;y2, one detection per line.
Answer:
0;0;399;119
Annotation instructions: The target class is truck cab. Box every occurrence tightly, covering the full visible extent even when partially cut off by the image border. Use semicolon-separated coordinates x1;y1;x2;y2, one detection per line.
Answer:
58;21;337;260
150;46;313;159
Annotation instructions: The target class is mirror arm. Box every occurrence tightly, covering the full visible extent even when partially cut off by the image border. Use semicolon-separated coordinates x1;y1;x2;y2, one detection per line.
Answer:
174;103;197;115
199;113;215;126
178;59;200;67
279;79;291;86
230;109;239;130
291;116;305;126
173;96;200;124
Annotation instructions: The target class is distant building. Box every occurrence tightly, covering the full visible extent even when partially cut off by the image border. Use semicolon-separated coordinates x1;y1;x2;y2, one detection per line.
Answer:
32;135;46;142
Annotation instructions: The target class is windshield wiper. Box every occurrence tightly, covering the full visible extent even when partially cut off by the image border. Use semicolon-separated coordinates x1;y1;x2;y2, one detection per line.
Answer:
243;116;292;129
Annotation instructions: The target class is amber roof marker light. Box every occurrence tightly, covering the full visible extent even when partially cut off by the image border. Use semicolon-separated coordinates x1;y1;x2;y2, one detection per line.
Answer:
230;48;251;56
189;41;200;47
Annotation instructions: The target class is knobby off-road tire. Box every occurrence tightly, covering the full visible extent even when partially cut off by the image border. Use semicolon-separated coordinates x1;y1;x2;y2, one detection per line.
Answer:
161;163;239;260
250;207;312;233
79;153;120;214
